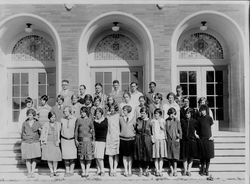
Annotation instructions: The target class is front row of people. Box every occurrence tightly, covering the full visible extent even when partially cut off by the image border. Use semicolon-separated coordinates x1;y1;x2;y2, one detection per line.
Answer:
20;103;214;178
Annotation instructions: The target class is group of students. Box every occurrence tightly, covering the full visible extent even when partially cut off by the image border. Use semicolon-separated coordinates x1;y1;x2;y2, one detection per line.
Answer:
19;79;214;178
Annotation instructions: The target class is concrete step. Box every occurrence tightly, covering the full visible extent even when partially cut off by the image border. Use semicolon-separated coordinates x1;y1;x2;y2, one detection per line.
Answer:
214;143;245;149
215;149;245;156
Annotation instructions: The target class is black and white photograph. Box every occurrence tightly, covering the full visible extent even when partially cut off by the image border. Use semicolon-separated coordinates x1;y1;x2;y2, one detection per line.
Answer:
0;0;249;184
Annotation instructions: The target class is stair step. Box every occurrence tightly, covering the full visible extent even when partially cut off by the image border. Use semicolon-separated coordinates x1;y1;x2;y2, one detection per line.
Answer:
215;149;245;156
214;143;245;149
214;137;245;143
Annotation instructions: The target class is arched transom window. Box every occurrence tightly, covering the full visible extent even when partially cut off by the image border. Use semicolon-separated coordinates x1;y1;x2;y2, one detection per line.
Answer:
178;33;224;59
94;34;139;60
12;35;55;62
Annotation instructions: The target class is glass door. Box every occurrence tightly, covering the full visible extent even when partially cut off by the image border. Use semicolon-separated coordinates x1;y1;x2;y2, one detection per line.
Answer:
8;68;56;125
177;66;228;130
91;67;143;95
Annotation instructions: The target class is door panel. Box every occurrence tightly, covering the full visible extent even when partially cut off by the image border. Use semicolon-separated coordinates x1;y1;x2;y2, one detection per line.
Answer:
8;68;56;124
91;67;143;95
177;66;228;130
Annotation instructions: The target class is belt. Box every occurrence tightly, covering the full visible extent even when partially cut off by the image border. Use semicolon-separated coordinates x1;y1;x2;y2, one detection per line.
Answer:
120;136;135;141
61;135;75;140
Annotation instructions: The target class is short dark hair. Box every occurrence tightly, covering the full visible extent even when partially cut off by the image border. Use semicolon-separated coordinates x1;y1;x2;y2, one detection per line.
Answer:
71;94;78;100
40;95;48;102
122;105;132;113
62;79;69;84
199;105;208;112
149;81;156;86
94;96;102;102
198;97;208;105
94;107;104;116
107;103;119;112
140;106;149;114
95;83;103;88
83;94;93;104
167;92;176;100
167;107;177;115
154;108;162;116
130;82;137;86
26;108;36;117
48;111;56;119
57;95;64;102
154;93;163;101
80;106;89;117
185;108;193;115
25;97;33;104
79;84;86;89
113;80;119;84
139;95;146;101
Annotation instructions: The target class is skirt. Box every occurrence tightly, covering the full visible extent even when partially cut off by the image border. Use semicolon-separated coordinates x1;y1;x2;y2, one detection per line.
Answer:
21;142;41;160
166;139;180;160
134;134;152;161
199;138;214;159
61;138;77;160
105;138;119;156
180;139;199;160
152;139;167;159
120;139;135;157
94;141;106;159
41;142;62;161
77;139;95;160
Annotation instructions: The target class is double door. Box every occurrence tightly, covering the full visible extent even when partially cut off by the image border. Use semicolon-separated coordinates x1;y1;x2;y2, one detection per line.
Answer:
177;66;229;129
91;67;143;95
7;68;56;124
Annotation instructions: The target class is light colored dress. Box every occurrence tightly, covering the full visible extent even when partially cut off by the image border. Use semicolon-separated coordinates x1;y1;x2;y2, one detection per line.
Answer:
37;104;51;126
70;102;82;118
41;122;62;161
61;116;77;160
105;113;120;155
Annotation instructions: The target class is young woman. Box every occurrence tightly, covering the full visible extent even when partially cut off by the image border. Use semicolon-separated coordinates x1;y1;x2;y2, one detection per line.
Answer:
40;111;62;177
165;107;182;177
51;95;65;122
105;103;120;176
149;93;163;119
119;91;135;118
119;105;136;177
197;105;215;176
134;95;148;119
37;95;51;127
180;108;199;176
61;106;77;177
18;97;37;134
91;96;105;119
163;92;180;121
74;106;95;178
93;108;108;176
21;109;41;178
70;94;82;119
134;106;152;177
82;94;93;118
151;108;167;177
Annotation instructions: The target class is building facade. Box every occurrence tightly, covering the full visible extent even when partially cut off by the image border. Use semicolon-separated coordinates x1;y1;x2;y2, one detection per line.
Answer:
0;2;248;133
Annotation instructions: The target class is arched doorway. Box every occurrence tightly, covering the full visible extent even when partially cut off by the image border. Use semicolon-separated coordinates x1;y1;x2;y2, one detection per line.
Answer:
79;11;154;94
171;11;246;132
0;14;61;132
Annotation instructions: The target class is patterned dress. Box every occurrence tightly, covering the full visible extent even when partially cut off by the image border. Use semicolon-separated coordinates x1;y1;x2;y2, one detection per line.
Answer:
74;117;95;160
105;113;120;155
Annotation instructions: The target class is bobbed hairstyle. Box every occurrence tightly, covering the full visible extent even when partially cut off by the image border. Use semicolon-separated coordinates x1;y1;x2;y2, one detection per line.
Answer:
154;108;163;116
167;107;177;116
26;108;36;117
48;111;56;119
122;105;132;113
80;106;90;117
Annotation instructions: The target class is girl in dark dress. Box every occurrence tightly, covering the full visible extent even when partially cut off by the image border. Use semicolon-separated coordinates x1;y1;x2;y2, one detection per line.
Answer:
134;107;152;177
165;107;182;177
180;108;199;176
197;105;214;176
74;106;95;177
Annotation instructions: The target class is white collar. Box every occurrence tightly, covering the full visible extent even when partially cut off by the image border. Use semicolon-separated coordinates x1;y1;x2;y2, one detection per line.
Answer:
95;116;105;123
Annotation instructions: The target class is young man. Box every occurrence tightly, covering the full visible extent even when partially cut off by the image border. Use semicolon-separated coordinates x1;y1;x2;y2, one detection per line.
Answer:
59;80;74;106
130;82;143;108
93;83;107;107
109;80;123;105
175;85;184;108
78;84;86;105
145;81;157;105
